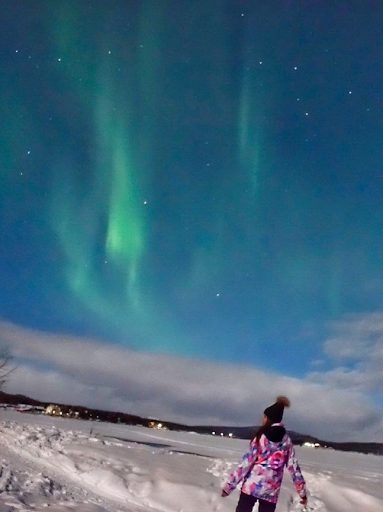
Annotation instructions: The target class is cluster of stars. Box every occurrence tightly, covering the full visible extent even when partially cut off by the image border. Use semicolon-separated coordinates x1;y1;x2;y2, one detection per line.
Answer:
14;39;364;189
248;57;359;128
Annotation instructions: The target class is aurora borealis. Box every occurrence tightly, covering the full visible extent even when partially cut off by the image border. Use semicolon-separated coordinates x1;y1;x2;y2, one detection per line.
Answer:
1;0;383;396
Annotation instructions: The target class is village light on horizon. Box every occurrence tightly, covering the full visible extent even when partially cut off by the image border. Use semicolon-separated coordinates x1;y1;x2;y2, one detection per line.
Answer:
149;421;165;430
303;442;321;448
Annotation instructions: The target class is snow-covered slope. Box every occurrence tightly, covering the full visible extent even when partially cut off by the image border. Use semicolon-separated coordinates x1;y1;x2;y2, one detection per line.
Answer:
0;411;382;511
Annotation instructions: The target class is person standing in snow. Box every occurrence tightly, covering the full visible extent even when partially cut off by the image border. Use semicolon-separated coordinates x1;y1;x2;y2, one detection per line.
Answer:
221;396;307;512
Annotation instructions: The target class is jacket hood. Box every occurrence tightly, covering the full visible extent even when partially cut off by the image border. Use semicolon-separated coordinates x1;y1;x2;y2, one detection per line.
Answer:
264;423;286;443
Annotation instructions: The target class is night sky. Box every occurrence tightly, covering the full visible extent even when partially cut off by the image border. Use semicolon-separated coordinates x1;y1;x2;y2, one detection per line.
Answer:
1;1;383;432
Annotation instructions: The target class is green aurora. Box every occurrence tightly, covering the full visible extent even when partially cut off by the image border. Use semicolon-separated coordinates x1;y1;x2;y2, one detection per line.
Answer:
0;0;382;376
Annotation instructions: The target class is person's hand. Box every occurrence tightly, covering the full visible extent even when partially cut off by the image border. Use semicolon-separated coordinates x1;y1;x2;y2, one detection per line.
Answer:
300;496;308;506
221;490;229;497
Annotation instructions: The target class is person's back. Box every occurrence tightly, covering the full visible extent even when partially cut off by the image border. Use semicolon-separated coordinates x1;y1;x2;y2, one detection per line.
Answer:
222;397;307;512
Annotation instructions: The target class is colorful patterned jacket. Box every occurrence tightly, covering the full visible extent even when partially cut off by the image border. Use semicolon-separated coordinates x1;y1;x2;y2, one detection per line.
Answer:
223;423;307;503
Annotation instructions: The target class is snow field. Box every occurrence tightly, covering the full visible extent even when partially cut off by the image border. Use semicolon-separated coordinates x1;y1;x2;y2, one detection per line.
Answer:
0;411;383;511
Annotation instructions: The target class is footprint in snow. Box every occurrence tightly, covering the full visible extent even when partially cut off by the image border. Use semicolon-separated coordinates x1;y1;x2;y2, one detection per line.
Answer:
207;459;232;483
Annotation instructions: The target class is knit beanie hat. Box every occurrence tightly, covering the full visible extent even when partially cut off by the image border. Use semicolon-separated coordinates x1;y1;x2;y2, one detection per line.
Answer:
264;396;291;423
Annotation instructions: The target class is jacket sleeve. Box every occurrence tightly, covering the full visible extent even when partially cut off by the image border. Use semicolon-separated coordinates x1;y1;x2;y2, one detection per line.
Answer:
223;440;259;495
286;441;307;499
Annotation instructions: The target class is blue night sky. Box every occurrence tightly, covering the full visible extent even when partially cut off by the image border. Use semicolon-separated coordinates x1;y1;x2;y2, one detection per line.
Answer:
1;1;383;436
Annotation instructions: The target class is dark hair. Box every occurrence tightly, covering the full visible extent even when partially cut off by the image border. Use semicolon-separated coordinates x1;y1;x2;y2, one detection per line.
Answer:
254;416;273;444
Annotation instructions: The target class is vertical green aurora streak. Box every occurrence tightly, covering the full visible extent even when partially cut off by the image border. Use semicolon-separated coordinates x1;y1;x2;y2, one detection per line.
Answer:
48;3;183;348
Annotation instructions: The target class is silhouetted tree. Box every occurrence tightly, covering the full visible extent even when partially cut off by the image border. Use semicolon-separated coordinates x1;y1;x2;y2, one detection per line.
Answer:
0;348;14;389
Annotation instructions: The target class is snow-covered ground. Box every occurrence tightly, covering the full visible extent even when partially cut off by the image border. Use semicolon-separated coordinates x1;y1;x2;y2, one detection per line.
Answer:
0;410;383;512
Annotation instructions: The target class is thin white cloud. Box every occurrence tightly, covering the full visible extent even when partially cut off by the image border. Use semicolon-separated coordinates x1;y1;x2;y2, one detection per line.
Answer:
1;320;382;442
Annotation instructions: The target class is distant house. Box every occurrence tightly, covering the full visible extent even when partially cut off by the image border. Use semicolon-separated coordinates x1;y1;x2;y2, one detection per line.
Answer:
17;404;45;414
16;404;33;413
45;404;62;416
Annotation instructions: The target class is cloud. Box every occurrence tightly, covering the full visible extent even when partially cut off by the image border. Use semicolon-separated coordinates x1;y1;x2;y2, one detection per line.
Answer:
308;312;383;393
1;320;382;442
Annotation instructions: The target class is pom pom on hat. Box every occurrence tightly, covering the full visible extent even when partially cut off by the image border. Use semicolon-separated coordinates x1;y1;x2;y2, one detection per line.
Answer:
276;396;290;408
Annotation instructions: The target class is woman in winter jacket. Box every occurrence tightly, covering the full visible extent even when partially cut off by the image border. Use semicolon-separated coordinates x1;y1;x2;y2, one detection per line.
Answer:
222;396;307;512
